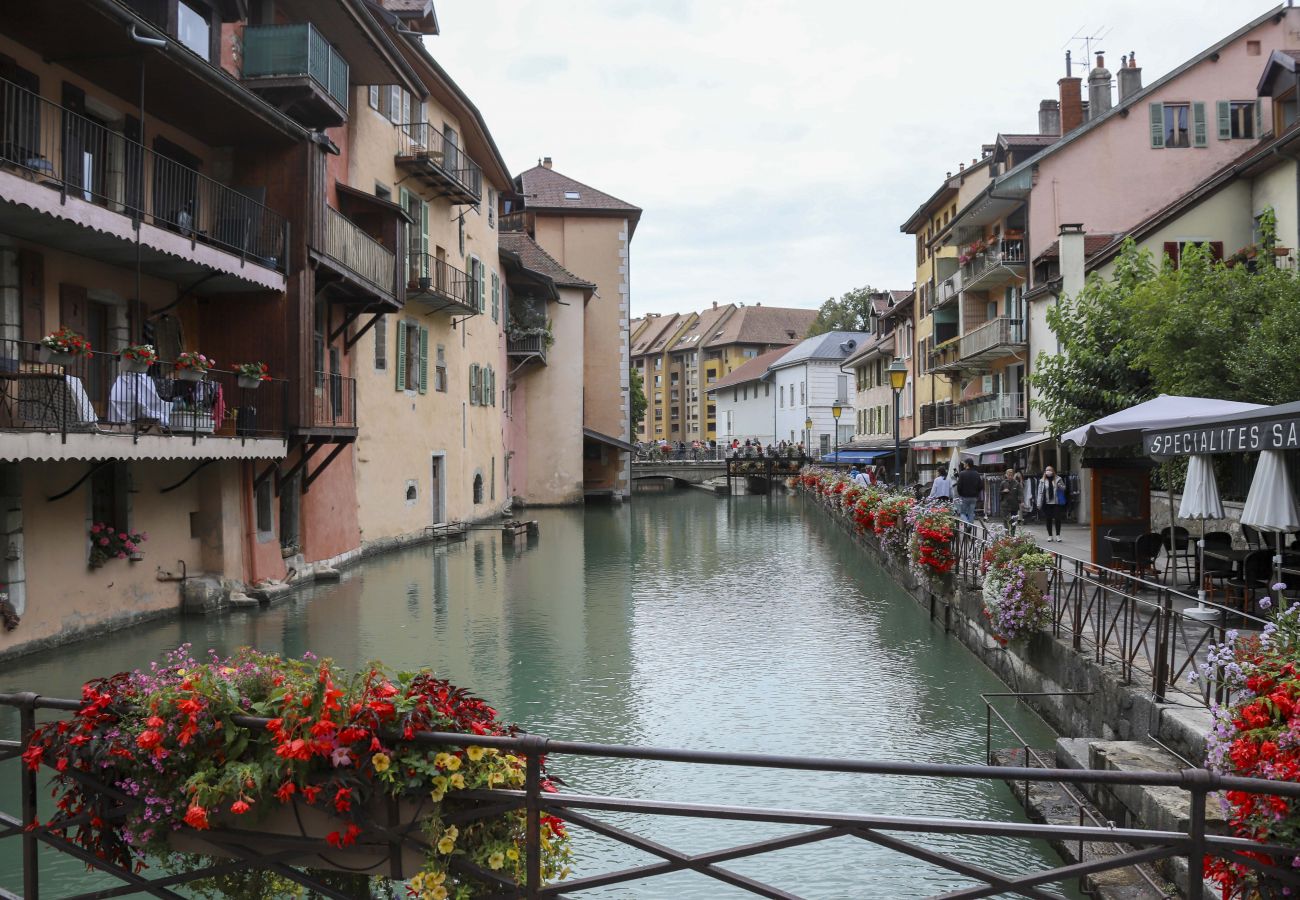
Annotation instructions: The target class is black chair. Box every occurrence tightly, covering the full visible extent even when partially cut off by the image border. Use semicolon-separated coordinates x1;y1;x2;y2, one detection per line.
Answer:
1132;532;1164;583
1161;526;1195;587
1226;549;1273;618
1107;529;1138;579
1242;524;1265;550
1201;532;1234;601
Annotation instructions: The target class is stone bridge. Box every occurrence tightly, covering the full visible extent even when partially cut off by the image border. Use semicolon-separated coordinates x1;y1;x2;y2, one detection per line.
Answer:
630;460;726;485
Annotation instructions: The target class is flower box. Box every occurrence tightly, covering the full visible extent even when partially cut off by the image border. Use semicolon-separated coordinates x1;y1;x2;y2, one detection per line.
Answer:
172;410;216;433
177;368;206;382
238;375;262;390
120;358;149;374
38;346;74;366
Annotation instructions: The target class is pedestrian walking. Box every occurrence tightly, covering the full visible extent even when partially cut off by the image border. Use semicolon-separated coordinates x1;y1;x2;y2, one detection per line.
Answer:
1036;465;1067;542
929;470;952;500
999;468;1023;527
955;459;982;525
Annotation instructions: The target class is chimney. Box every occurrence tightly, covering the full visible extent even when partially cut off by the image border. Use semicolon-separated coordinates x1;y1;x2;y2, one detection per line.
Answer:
712;301;718;309
1059;223;1086;301
1039;99;1061;135
541;156;553;169
1059;52;1084;133
1088;53;1113;119
1117;51;1143;102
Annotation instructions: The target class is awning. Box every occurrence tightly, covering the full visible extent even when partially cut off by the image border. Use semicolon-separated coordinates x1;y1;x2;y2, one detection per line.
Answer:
0;432;287;462
908;427;990;449
819;450;893;464
583;428;636;453
960;431;1048;465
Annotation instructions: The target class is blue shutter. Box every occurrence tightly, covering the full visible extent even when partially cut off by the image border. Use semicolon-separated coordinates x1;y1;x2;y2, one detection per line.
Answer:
1149;102;1165;148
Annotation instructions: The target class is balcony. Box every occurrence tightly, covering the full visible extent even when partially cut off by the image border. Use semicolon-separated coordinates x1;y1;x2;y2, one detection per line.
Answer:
954;393;1026;426
960;240;1026;292
242;24;350;128
934;272;961;310
310;370;356;431
408;254;477;317
395;123;483;205
0;339;288;461
507;333;548;367
0;78;287;292
919;402;957;433
959;317;1026;368
929;338;964;374
312;206;399;307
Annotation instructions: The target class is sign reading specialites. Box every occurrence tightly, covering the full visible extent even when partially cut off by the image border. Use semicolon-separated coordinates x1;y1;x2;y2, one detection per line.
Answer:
1146;415;1300;459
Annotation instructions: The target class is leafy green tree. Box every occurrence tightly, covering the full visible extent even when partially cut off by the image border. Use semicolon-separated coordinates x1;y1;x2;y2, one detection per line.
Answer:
806;286;879;336
629;366;647;428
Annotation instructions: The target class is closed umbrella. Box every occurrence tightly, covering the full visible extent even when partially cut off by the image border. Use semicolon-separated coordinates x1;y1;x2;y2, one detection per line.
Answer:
1240;450;1300;610
1179;454;1223;619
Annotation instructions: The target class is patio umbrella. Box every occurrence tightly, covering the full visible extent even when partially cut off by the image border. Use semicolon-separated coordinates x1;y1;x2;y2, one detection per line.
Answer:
1061;395;1265;448
1178;454;1223;617
1240;450;1300;610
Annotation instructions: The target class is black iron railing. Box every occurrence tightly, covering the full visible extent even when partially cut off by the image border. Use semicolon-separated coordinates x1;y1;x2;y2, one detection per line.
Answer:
312;369;356;429
408;253;475;314
0;339;288;444
0;690;1295;898
0;77;287;271
394;123;483;200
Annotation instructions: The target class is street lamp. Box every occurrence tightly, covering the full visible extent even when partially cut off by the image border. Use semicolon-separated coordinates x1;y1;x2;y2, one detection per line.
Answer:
831;403;843;466
887;358;908;486
804;416;813;460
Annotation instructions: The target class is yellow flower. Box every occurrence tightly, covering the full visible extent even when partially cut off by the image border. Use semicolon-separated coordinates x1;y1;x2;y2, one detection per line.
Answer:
408;873;424;891
444;825;459;841
429;887;448;900
371;753;391;774
466;745;485;762
427;871;446;886
449;773;465;790
488;851;505;870
429;787;445;802
433;752;450;769
444;754;461;771
487;772;501;787
506;848;519;861
436;836;455;855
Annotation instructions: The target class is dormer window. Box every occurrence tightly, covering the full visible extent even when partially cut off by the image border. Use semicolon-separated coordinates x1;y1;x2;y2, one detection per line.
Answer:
564;191;580;201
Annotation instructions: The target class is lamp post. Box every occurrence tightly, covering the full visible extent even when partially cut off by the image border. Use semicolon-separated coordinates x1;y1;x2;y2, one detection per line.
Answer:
887;358;908;486
831;403;843;467
804;416;813;461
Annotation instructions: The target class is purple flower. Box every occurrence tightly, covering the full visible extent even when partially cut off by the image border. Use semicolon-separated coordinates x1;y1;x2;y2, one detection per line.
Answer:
331;746;352;768
1259;597;1273;611
1273;582;1288;592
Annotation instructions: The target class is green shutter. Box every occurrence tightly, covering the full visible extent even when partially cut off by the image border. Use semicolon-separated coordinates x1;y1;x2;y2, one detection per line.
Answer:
491;272;499;322
469;363;479;405
395;320;408;390
1217;101;1231;140
1192;102;1208;147
1149;102;1165;148
478;262;486;312
417;327;428;394
482;365;492;406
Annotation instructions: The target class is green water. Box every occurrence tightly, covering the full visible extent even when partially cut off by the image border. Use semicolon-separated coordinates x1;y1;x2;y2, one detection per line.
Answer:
0;489;1081;898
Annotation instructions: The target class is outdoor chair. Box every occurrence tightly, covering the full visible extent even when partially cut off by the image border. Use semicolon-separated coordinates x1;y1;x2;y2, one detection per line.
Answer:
1201;531;1235;602
1131;532;1164;583
1161;526;1195;587
1226;549;1273;619
1107;529;1138;580
1242;523;1265;550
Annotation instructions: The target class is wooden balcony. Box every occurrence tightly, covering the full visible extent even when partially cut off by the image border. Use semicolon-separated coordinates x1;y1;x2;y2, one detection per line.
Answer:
242;24;350;128
311;206;400;308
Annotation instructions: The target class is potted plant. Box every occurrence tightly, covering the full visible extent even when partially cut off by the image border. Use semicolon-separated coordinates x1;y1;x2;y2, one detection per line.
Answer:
38;326;92;366
88;523;147;567
119;344;157;374
235;361;271;390
175;351;214;382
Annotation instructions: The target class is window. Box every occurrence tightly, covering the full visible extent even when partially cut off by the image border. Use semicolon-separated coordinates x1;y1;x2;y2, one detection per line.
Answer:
564;191;580;200
91;461;129;534
388;86;404;124
764;383;770;398
435;344;447;392
779;385;785;407
1162;241;1224;268
375;182;392;201
176;0;212;59
255;478;273;536
1219;101;1256;140
473;473;483;504
394;322;428;393
374;316;387;370
1154;102;1205;149
801;382;806;404
405;483;418;503
469;363;480;405
368;85;380;110
488;188;496;229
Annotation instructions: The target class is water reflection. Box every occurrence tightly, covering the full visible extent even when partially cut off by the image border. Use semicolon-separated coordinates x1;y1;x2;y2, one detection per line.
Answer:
0;491;1079;898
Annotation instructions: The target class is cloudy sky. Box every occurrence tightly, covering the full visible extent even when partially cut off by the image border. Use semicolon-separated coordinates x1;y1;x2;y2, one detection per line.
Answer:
427;1;1278;317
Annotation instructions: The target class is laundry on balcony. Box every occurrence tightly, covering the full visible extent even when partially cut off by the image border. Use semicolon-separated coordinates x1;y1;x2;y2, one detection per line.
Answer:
108;372;171;428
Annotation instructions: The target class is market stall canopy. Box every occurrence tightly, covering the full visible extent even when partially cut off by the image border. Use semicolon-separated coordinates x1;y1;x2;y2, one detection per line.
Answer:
1063;395;1265;449
960;432;1048;465
908;427;990;450
1145;399;1300;459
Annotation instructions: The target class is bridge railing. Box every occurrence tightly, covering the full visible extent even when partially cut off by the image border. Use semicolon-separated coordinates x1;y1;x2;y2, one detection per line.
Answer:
0;690;1295;898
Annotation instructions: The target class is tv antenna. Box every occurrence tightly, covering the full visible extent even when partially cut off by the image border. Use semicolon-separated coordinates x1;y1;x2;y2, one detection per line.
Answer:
1063;26;1112;73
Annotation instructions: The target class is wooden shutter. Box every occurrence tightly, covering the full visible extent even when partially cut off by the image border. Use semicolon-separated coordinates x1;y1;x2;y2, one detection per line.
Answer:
469;363;479;404
395;319;407;390
417;326;428;394
1163;242;1180;268
58;283;87;334
374;315;387;370
478;262;486;312
1217;101;1231;140
491;272;499;322
19;251;43;345
1192;102;1208;147
1149;102;1165;148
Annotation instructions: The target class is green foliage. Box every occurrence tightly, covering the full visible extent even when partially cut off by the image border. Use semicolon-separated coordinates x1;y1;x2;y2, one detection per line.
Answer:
807;286;878;336
629;366;647;426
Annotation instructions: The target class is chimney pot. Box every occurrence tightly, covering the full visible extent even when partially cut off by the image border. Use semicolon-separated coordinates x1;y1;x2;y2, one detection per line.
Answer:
542;156;553;169
1118;53;1144;103
1039;98;1061;136
1058;75;1084;133
713;301;718;309
1130;51;1137;68
1088;54;1113;120
959;162;965;171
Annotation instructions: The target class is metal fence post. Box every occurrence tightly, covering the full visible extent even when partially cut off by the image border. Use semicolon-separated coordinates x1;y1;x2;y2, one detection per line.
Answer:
523;734;544;897
1185;769;1209;900
1153;589;1172;703
17;691;39;899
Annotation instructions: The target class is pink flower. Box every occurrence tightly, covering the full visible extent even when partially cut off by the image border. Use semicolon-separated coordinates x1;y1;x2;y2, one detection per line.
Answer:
115;552;126;559
140;532;149;541
118;533;127;541
330;746;352;768
91;524;102;534
98;537;109;547
124;543;136;553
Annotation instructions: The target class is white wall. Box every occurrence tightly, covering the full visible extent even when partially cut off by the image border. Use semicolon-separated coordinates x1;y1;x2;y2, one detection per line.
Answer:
711;378;775;444
773;360;855;453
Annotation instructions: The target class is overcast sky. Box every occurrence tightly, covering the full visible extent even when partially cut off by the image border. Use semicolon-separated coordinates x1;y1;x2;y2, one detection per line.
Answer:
427;1;1278;317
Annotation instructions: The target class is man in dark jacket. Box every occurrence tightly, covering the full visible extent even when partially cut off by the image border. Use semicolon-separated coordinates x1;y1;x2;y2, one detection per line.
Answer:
955;459;983;524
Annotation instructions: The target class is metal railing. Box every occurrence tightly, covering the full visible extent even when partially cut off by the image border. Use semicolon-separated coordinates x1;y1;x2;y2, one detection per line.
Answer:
919;402;957;432
408;253;474;312
956;392;1026;425
394;122;483;200
960;317;1025;360
633;447;729;462
312;369;356;429
507;334;548;362
0;690;1296;899
0;338;287;443
0;77;287;270
241;23;349;110
928;338;962;372
962;240;1026;283
320;206;396;298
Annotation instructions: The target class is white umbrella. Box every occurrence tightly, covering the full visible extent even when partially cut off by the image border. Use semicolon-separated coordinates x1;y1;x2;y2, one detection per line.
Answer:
1179;454;1223;617
1241;450;1300;610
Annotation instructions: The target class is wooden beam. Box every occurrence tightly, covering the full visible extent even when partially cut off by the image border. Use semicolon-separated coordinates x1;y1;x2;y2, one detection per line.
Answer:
278;441;324;489
343;311;385;352
329;308;362;344
302;442;349;494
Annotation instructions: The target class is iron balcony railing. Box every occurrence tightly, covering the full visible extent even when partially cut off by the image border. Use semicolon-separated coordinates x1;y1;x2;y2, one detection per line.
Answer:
0;76;288;270
242;23;350;111
320;205;397;298
408;253;476;315
394;122;483;201
955;392;1026;425
936;271;960;309
928;338;962;373
919;402;957;432
0;338;288;444
961;239;1027;286
959;317;1025;361
312;368;356;429
507;333;548;363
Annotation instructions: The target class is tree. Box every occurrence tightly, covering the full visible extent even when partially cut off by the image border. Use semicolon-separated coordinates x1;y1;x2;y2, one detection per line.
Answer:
629;366;647;429
806;286;879;336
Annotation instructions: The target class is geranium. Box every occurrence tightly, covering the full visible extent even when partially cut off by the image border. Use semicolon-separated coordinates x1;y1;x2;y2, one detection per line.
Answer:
88;523;146;566
1201;602;1300;896
907;500;957;582
40;326;93;357
175;351;214;373
23;647;572;897
874;494;916;557
119;344;157;365
234;361;272;382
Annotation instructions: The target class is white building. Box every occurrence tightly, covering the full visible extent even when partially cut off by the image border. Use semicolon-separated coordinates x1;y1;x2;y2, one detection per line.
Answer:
707;346;791;445
771;331;870;457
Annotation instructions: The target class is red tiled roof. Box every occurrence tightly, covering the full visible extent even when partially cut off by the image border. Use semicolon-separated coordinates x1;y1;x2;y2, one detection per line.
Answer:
705;305;817;348
706;346;790;393
516;165;641;235
498;232;594;291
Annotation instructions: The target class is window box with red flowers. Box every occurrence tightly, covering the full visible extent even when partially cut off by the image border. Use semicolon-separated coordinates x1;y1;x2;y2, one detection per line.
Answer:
88;523;147;567
235;361;272;390
39;326;92;366
119;343;157;374
22;648;571;898
175;351;214;382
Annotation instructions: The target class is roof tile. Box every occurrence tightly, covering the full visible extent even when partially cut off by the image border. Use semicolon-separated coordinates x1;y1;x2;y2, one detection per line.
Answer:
498;232;595;291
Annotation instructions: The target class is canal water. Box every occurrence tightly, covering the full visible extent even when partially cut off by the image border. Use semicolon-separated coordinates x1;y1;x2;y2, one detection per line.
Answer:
0;489;1082;898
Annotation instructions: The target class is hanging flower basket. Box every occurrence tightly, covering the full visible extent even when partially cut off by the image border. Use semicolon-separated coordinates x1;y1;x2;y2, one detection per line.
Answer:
39;326;92;365
119;344;157;374
38;347;74;366
238;375;262;390
175;351;214;382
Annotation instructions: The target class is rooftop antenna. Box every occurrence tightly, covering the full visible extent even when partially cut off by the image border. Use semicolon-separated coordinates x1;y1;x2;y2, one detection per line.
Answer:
1063;26;1112;74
